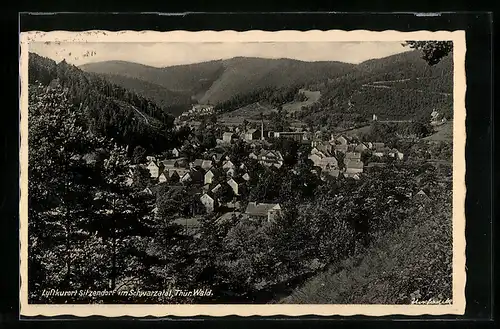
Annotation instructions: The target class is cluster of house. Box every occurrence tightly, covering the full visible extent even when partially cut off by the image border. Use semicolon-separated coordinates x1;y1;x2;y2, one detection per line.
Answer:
179;104;215;119
168;201;283;235
307;134;404;180
132;147;254;213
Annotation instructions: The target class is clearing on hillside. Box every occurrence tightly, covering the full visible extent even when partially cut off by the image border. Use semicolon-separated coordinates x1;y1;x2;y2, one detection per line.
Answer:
282;89;321;113
423;121;453;142
219;102;276;122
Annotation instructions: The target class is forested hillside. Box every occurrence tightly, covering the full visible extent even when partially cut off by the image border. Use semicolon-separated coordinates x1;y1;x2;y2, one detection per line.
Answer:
79;50;452;124
29;53;180;153
80;59;224;98
296;50;453;127
80;57;355;105
96;73;194;117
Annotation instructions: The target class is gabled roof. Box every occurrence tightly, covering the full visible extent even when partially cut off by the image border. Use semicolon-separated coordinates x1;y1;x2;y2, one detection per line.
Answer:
201;160;213;169
335;144;348;151
323;168;340;177
211;183;222;194
200;192;215;201
162;159;178;167
147;160;159;168
245;202;281;217
355;143;368;150
223;132;234;137
191;159;204;167
366;162;387;168
212;153;224;161
320;157;338;164
372;142;385;149
245;129;258;134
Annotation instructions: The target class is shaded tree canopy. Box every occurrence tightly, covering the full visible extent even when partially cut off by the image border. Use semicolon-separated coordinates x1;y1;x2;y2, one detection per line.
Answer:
403;41;453;66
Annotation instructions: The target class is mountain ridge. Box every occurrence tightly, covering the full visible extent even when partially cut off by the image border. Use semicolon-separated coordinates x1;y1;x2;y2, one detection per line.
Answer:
79;56;356;105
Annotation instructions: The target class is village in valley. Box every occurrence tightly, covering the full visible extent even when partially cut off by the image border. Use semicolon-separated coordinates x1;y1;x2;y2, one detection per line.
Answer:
130;102;449;235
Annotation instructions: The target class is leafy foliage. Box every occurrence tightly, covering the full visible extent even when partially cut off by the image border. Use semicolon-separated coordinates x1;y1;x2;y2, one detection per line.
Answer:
403;41;453;66
29;53;179;153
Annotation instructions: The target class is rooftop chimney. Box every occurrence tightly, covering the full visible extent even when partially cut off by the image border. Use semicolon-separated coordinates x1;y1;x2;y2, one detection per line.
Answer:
261;118;264;140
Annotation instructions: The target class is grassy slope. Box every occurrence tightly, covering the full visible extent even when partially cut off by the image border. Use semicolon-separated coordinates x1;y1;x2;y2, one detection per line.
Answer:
282;89;321;113
423;121;454;142
279;192;452;304
199;58;352;104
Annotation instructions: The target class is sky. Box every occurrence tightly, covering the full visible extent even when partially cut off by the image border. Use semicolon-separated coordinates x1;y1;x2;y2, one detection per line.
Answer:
29;41;411;68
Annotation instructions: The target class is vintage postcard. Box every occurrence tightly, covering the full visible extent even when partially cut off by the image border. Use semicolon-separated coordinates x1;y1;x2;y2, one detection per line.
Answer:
19;29;466;317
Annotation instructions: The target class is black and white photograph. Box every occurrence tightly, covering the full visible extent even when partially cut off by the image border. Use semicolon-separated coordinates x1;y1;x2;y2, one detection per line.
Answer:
19;30;466;316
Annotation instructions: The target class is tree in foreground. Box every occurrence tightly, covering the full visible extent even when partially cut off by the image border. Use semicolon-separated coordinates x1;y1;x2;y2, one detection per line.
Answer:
403;41;453;66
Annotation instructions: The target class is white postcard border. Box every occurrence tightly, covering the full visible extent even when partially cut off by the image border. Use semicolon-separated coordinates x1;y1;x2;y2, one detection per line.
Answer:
19;29;466;317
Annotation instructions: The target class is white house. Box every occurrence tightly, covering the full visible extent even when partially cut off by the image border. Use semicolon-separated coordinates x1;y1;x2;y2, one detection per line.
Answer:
171;148;180;158
222;132;234;143
158;172;168;183
204;169;216;185
319;157;338;170
308;153;323;167
146;160;162;179
354;143;368;153
180;172;192;184
389;149;404;160
227;178;241;196
200;193;217;213
345;160;364;174
201;160;213;170
245;202;282;223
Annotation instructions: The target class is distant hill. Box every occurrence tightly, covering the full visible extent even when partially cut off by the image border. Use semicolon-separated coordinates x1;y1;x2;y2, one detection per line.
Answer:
80;57;355;105
28;53;177;153
299;50;453;124
79;50;453;123
96;73;194;117
80;59;223;97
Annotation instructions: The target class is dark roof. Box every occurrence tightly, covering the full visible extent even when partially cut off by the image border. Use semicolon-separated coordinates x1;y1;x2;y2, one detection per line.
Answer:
346;160;364;169
173;217;201;228
162;159;179;167
216;211;241;224
245;202;281;217
191;159;204;167
201;160;213;169
346;152;361;159
366;162;387;167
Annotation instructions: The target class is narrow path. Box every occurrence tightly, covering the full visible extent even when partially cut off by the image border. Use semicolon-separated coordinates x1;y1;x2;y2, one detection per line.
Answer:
130;105;150;125
361;84;452;96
